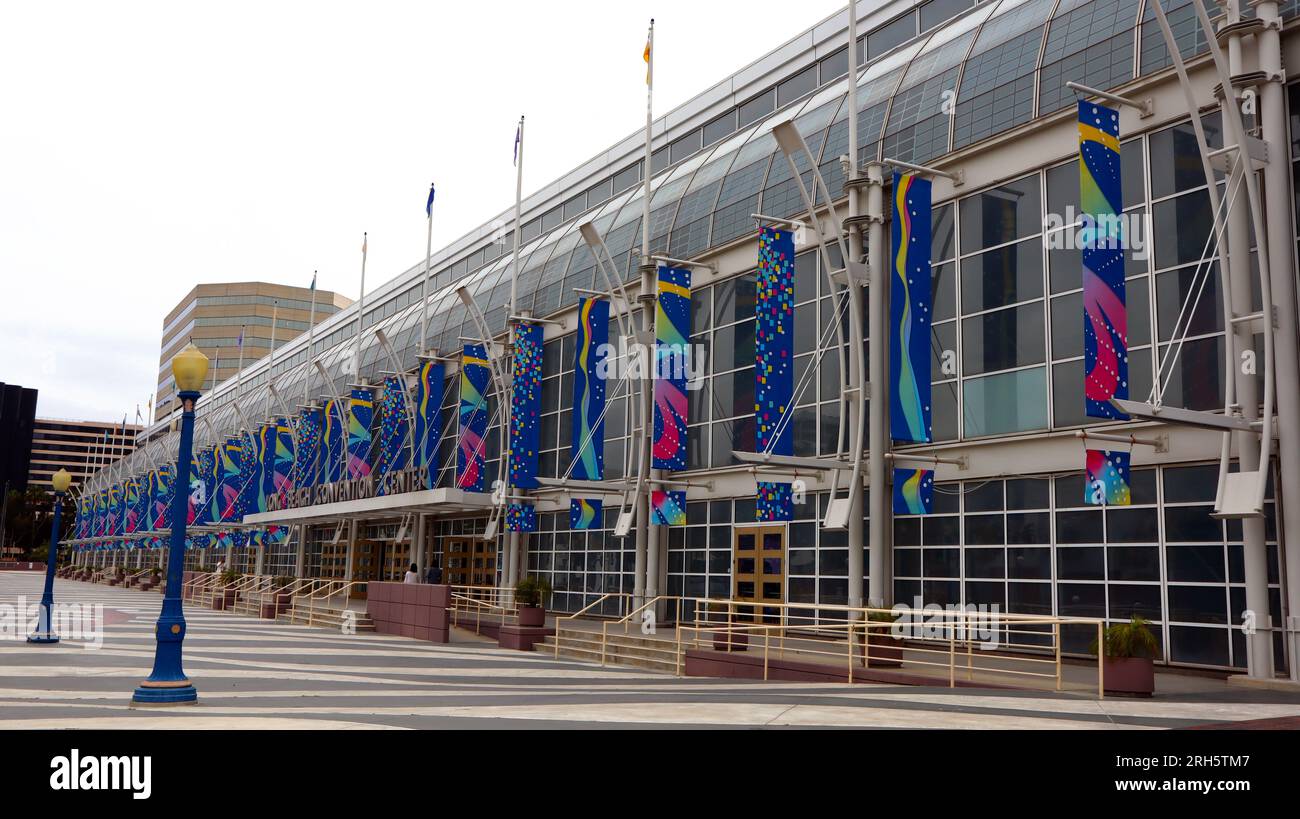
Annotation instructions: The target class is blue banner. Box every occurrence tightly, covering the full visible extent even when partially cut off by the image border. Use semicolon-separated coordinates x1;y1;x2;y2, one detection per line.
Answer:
236;430;260;522
890;172;933;444
196;445;217;526
294;408;323;490
892;467;934;515
253;422;274;516
458;344;491;492
506;502;537;532
650;490;686;526
215;437;243;523
571;298;609;481
1080;101;1128;420
755;225;795;521
378;376;410;491
569;498;602;530
509;323;543;489
347;387;374;480
153;466;174;532
653;265;692;471
323;397;346;484
414;360;445;490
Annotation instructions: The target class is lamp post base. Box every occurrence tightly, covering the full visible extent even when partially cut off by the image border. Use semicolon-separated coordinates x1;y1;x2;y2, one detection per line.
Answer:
26;633;59;644
131;680;198;706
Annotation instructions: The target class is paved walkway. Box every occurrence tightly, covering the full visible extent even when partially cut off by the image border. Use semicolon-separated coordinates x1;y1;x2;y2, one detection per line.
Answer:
3;571;1299;730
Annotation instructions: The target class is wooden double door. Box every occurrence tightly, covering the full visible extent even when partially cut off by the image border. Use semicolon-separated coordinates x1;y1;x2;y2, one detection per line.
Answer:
732;525;785;622
442;537;497;587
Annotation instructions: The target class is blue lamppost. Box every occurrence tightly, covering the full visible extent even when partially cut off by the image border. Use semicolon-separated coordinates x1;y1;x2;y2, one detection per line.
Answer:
28;468;71;644
133;343;208;706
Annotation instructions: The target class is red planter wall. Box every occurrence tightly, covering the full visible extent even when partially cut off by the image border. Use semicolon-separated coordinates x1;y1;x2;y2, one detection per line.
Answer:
367;582;450;643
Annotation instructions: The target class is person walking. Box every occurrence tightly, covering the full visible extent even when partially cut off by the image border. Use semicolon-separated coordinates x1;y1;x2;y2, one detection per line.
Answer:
403;562;419;584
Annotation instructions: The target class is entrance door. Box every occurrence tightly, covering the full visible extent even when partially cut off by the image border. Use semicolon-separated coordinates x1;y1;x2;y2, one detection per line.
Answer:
733;526;785;623
350;540;378;598
443;537;496;587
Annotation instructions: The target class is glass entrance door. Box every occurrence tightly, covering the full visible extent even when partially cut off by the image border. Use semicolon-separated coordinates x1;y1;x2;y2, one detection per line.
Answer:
733;525;785;622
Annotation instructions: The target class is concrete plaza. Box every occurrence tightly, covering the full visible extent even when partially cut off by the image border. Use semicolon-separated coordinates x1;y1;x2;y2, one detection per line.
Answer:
2;571;1299;730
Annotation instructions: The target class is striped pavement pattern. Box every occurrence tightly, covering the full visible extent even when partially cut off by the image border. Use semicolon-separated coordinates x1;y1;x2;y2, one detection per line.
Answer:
3;572;1298;729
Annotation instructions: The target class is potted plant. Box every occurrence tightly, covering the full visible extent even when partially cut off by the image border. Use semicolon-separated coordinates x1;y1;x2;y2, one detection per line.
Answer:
704;601;749;652
1090;617;1158;697
514;575;551;627
272;575;297;614
860;609;904;668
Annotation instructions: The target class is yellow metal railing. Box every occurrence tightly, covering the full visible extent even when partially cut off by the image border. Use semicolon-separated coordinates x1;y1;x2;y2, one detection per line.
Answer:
553;593;635;659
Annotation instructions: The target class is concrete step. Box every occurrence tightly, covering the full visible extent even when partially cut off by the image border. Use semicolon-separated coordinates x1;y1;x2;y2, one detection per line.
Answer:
278;604;375;632
537;629;681;673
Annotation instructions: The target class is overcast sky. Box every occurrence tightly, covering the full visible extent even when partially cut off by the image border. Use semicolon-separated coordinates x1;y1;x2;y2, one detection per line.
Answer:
0;0;846;424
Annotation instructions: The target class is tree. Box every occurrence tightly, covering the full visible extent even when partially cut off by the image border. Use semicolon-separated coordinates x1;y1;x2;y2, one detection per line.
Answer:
0;486;69;561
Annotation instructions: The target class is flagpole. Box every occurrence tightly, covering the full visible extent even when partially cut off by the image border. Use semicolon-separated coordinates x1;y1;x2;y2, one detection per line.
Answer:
266;299;279;419
635;17;656;611
355;233;367;378
510;117;524;321
236;328;246;428
304;272;317;406
422;187;434;355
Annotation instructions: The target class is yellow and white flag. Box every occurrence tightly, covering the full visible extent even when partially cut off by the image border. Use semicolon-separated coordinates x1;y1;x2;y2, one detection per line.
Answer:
644;20;653;85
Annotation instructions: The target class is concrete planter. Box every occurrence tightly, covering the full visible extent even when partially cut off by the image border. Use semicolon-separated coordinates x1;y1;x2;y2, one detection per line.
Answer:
713;631;749;652
518;606;545;628
861;628;904;668
1103;657;1155;697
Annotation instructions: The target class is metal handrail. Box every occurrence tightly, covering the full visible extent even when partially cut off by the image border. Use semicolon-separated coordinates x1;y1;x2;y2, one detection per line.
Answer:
553;593;633;659
449;589;518;635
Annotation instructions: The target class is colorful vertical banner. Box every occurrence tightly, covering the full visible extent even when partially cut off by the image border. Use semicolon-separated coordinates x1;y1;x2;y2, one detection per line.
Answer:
271;417;294;505
377;376;410;485
124;477;143;534
458;344;491;492
253;423;274;516
653;265;692;471
755;225;795;521
196;446;217;526
1085;449;1131;506
107;484;122;537
323;398;346;484
153;466;173;531
506;502;537;532
237;429;260;521
757;482;793;522
215;437;243;523
414;360;445;490
508;322;543;489
1079;101;1128;420
650;489;687;526
96;489;107;537
890;172;933;444
74;495;87;539
892;467;935;515
569;498;602;530
570;298;609;481
294;408;323;490
347;387;374;480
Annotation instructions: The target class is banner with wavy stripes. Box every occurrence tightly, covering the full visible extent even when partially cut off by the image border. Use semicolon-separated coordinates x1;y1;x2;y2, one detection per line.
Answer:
1085;448;1131;506
95;489;107;537
653;265;691;471
262;417;294;509
414;360;445;490
458;343;491;492
892;467;934;515
755;225;795;521
1080;101;1128;420
571;297;609;481
250;423;273;516
378;376;409;489
569;498;602;530
890;172;933;444
215;437;243;523
509;322;543;489
323;397;346;484
195;446;216;526
650;489;687;526
347;387;374;480
152;466;173;532
124;477;141;534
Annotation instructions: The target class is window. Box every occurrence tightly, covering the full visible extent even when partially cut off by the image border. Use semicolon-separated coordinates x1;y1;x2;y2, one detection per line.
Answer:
777;65;817;107
737;90;775;128
867;12;917;58
702;110;737;146
612;162;642;194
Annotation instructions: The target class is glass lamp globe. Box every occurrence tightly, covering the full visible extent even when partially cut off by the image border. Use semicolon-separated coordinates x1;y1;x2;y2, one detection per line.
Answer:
51;468;71;493
172;343;210;394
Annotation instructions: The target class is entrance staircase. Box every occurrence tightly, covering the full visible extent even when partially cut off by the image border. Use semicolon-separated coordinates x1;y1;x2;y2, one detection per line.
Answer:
277;601;375;632
534;623;681;674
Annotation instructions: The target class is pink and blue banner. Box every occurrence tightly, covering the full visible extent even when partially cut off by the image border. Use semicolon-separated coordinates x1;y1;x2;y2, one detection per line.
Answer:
347;387;374;480
252;423;274;516
124;477;142;534
323;397;346;484
414;360;445;490
508;323;543;489
892;467;934;515
569;498;602;530
1080;101;1128;420
571;298;609;481
268;417;294;507
650;490;686;526
653;266;691;471
215;437;243;523
107;484;123;537
153;466;173;531
1085;449;1131;506
294;408;323;490
458;344;491;492
755;225;795;521
506;502;536;533
377;376;410;486
195;446;217;526
890;172;933;444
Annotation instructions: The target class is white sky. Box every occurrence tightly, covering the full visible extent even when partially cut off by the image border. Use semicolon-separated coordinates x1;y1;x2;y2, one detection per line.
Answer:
0;0;846;424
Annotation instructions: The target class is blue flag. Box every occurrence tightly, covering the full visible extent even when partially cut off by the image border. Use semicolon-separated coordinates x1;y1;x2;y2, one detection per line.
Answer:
513;123;521;166
425;183;436;217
